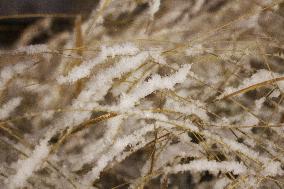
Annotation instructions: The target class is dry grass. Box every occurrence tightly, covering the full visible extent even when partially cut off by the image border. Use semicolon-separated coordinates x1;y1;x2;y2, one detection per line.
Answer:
0;0;284;188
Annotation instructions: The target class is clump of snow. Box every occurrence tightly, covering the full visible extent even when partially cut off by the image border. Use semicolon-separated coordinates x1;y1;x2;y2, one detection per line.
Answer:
254;97;265;114
262;161;284;177
204;130;263;164
185;44;204;56
7;51;150;188
192;0;206;14
57;43;139;84
165;159;247;175
74;51;149;105
218;69;282;99
241;114;259;126
102;42;139;58
79;115;124;166
6;139;50;189
149;0;161;20
0;61;35;89
0;97;23;120
270;89;280;98
119;64;191;109
14;45;50;55
214;178;230;189
82;124;154;185
165;98;209;121
149;49;166;65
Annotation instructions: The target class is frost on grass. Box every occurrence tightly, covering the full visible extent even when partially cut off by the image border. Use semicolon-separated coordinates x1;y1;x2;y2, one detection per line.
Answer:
148;0;161;19
82;123;155;185
57;43;139;83
119;64;191;109
1;0;284;189
0;45;50;55
0;61;35;89
164;160;247;175
218;69;284;99
3;51;150;188
0;97;22;120
6;139;49;189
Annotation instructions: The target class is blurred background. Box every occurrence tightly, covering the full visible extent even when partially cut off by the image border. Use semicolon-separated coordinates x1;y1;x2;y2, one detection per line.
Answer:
0;0;98;47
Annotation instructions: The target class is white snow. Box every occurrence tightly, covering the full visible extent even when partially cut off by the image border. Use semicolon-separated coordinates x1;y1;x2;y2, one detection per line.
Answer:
0;97;23;120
